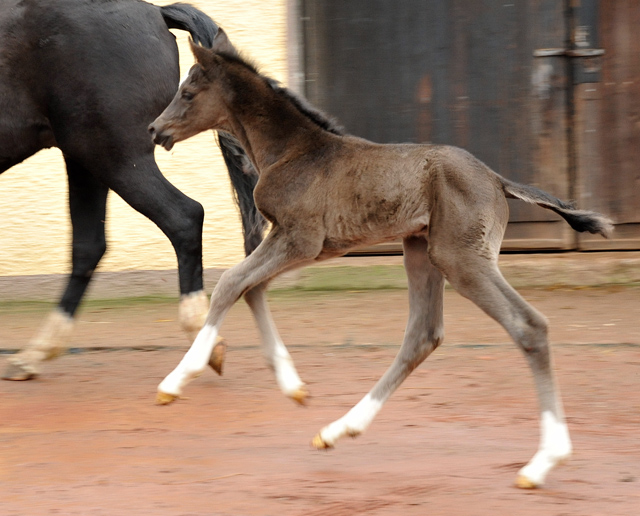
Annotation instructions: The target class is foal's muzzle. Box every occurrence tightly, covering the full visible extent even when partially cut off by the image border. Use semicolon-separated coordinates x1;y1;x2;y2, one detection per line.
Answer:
148;123;175;151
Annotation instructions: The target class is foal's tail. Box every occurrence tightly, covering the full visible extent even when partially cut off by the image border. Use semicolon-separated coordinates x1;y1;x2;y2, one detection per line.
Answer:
160;3;219;47
160;4;265;255
499;177;614;238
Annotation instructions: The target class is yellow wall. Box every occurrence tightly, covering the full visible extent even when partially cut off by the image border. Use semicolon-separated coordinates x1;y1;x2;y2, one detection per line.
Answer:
0;0;288;276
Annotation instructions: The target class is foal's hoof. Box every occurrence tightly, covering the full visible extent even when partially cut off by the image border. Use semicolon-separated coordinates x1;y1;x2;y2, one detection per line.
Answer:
156;391;179;405
208;338;227;376
2;362;37;381
289;385;310;406
311;434;333;450
515;474;540;489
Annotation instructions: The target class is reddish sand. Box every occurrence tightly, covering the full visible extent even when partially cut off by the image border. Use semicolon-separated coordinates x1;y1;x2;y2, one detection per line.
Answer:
1;288;639;515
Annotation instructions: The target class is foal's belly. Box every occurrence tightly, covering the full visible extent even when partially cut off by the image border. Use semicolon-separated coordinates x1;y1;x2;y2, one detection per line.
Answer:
320;204;430;257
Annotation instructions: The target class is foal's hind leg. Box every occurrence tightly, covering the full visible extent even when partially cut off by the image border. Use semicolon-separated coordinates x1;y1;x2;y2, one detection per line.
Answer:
440;252;571;488
244;283;308;404
312;236;445;448
3;158;107;380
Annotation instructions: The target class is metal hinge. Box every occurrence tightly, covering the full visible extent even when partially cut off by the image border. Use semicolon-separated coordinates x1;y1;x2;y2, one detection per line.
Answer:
534;48;605;58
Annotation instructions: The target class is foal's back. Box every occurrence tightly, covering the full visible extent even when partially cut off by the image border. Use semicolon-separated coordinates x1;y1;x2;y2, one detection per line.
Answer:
287;133;507;259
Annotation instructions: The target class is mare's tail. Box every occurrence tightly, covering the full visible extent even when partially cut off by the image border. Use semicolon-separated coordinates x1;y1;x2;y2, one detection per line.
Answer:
217;132;266;256
161;4;265;255
160;3;219;47
499;176;614;238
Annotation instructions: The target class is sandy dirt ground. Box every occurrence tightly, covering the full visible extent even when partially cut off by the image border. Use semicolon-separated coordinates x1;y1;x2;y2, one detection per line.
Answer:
1;287;639;515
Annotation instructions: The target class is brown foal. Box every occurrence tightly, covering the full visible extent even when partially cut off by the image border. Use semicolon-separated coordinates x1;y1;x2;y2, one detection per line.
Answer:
149;30;613;488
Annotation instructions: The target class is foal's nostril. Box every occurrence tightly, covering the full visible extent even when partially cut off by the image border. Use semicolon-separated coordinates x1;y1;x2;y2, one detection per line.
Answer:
148;124;156;135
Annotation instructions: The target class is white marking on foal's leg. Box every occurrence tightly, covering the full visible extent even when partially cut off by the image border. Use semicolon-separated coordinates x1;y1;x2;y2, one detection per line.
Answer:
179;291;226;374
5;309;74;379
156;323;219;404
312;393;384;448
272;339;307;404
245;286;308;404
516;410;572;488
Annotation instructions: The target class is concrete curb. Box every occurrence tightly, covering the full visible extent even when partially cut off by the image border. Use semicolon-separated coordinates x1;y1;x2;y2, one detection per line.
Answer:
0;252;638;303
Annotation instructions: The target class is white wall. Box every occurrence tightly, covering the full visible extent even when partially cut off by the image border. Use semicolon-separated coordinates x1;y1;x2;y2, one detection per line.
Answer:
0;0;288;276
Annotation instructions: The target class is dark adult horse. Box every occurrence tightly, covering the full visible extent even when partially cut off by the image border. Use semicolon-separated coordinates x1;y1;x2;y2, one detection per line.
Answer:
0;0;264;380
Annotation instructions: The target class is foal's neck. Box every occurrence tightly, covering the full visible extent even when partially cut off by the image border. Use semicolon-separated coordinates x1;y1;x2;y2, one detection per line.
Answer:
225;77;330;172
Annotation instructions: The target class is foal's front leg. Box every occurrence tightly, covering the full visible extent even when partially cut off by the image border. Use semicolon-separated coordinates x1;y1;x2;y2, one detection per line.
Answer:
156;230;314;404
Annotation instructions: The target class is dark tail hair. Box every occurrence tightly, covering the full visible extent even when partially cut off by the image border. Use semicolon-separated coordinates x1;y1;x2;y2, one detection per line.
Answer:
499;177;614;238
217;132;266;256
160;3;219;47
161;4;264;255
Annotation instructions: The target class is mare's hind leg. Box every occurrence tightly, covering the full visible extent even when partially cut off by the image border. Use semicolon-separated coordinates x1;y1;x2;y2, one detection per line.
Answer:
244;283;308;404
312;236;445;448
4;157;107;380
436;250;571;488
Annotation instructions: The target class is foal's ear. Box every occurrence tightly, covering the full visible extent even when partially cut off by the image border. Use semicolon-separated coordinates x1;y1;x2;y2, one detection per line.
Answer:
189;37;216;68
210;28;238;56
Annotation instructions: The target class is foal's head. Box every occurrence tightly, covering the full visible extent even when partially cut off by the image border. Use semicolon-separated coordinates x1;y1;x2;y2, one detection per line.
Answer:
149;29;245;150
150;28;343;151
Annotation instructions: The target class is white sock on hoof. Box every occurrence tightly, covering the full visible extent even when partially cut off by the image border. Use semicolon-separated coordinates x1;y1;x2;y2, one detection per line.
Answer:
518;410;572;487
9;310;74;374
318;393;383;446
158;323;219;396
272;341;305;396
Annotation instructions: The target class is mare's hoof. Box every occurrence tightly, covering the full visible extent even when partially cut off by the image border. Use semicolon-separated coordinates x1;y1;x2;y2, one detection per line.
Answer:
156;391;179;405
289;385;310;406
311;434;333;450
2;362;37;381
515;474;539;489
208;338;227;376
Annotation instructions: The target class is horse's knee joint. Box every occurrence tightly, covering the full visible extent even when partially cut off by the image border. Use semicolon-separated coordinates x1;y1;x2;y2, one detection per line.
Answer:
173;199;204;252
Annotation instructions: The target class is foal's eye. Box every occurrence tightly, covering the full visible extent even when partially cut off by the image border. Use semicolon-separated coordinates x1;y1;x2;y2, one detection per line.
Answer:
181;91;195;101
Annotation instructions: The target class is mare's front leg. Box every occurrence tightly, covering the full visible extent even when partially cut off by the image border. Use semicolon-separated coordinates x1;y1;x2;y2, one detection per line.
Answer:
3;158;107;380
244;283;308;404
157;228;317;404
312;236;445;447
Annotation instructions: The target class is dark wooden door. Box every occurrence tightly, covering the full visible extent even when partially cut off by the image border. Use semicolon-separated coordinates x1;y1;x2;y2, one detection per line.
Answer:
300;0;639;251
574;0;640;249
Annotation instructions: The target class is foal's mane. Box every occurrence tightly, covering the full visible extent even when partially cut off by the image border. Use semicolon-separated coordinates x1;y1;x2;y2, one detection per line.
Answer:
218;52;344;136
